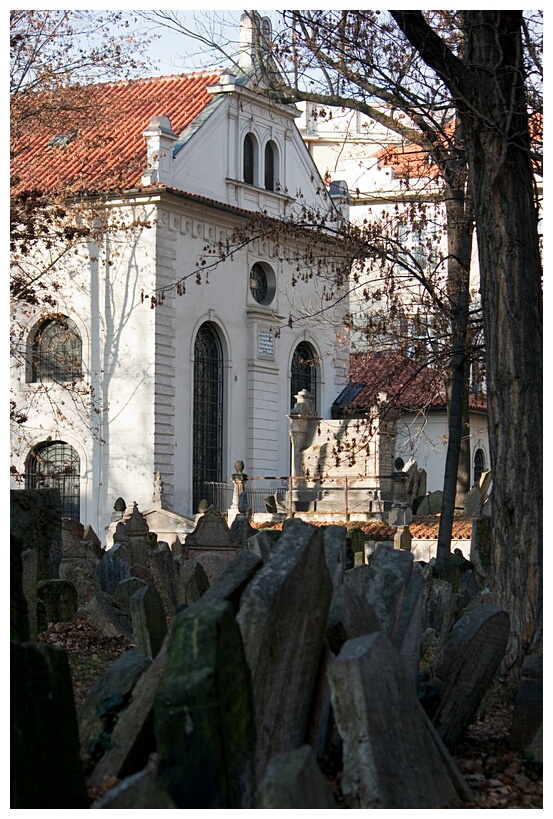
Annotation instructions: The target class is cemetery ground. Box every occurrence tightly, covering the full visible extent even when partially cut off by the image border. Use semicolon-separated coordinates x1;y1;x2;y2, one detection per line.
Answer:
38;614;543;809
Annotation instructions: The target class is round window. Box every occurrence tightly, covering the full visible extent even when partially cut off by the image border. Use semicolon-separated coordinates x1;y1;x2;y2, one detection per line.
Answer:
249;263;270;304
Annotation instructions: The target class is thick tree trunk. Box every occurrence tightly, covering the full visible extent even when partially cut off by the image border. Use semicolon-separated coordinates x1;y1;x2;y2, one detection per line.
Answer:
462;12;542;680
392;10;543;685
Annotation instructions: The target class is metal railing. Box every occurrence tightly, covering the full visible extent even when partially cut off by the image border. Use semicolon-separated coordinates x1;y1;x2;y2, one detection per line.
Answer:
202;475;386;521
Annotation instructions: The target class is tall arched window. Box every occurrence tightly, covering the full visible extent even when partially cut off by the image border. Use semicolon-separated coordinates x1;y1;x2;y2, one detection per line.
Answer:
243;133;255;185
264;141;275;191
473;448;485;486
291;341;318;410
25;441;81;520
193;324;224;511
31;316;82;382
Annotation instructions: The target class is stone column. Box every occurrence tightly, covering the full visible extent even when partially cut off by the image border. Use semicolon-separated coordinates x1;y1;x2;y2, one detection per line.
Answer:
388;457;413;527
228;460;248;526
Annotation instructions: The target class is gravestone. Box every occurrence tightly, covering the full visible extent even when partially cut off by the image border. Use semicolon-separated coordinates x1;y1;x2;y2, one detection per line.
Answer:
327;632;472;808
10;487;62;580
148;543;179;616
255;745;336;808
88;550;262;790
21;548;38;640
185;505;240;549
155;601;256;808
176;557;210;606
96;546;132;595
82;590;132;638
195;551;236;584
245;530;273;561
463;485;483;518
130;584;168;659
11;534;30;642
37;579;78;623
79;649;151;775
325;584;381;656
229;493;257;546
236;519;333;780
11;642;89;808
510;654;543;751
113;576;148;614
323;525;347;586
91;768;176;809
125;504;152;567
417;490;443;516
394;524;412;552
431;604;510;748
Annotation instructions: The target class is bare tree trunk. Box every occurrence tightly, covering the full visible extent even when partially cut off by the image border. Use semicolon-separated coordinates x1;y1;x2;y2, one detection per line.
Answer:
392;10;543;684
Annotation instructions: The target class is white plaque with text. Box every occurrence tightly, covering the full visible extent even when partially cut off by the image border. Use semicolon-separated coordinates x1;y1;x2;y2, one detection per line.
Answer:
258;327;275;359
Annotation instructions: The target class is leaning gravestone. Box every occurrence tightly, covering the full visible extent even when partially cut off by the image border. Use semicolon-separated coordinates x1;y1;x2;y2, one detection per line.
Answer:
176;557;210;606
155;601;256;808
82;590;132;639
88;549;263;790
236;519;333;780
255;745;336;808
130;584;168;659
323;525;348;586
431;604;510;749
113;576;148;614
11;642;89;808
148;543;179;617
79;649;152;775
328;632;472;809
96;547;132;595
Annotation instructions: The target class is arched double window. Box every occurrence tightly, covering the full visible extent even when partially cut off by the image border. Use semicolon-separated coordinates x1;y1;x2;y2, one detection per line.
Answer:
193;324;224;511
25;441;81;520
290;341;318;410
31;315;82;382
243;133;256;185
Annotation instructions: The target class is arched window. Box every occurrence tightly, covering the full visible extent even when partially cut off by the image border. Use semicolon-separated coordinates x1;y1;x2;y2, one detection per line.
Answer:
243;133;255;185
25;441;81;520
193;324;224;511
291;341;318;410
473;448;485;486
264;141;275;191
31;316;82;382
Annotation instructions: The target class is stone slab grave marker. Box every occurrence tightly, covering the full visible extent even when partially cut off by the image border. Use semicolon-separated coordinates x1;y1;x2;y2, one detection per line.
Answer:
130;584;168;659
155;601;256;808
96;546;132;595
87;548;262;790
148;542;179;616
185;504;240;549
236;518;333;780
11;641;89;808
328;631;472;809
37;578;78;623
176;557;210;606
431;603;510;748
255;745;336;808
82;590;132;638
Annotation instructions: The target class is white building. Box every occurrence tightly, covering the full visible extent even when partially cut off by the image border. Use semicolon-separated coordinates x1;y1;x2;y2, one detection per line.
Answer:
10;36;350;535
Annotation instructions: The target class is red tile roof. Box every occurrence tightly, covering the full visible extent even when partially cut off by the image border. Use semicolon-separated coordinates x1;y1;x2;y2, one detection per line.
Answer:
337;352;487;414
11;72;222;196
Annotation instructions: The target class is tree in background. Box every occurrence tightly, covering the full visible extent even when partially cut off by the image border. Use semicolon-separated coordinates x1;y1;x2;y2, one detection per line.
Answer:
10;10;153;450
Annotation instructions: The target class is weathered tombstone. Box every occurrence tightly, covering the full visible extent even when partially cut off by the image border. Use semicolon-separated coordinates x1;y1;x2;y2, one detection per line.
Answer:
431;604;510;748
10;487;62;580
130;563;155;585
82;590;132;638
324;525;348;586
422;577;453;637
343;564;371;599
185;505;240;549
245;530;273;561
11;642;89;807
125;504;152;567
91;768;176;809
11;534;30;642
230;493;257;546
394;524;412;552
195;550;236;584
470;516;492;588
255;745;336;808
176;557;210;606
130;584;168;659
510;654;543;751
113;576;148;613
171;535;185;558
417;490;443;516
37;578;78;623
88;549;262;791
463;485;483;518
79;649;151;775
21;548;38;640
236;519;333;780
326;584;381;656
96;547;132;595
155;601;256;808
328;632;472;808
81;523;103;553
148;543;179;616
